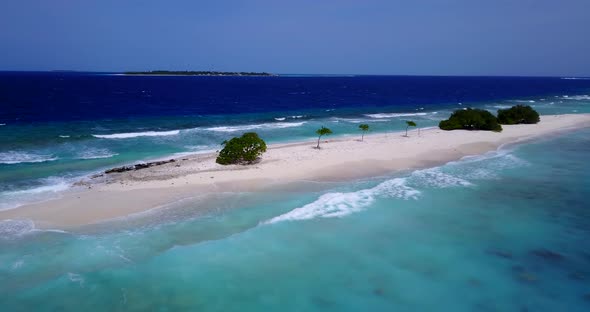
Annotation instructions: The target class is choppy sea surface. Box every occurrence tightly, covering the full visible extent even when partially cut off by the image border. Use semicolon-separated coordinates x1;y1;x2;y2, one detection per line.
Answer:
1;73;590;310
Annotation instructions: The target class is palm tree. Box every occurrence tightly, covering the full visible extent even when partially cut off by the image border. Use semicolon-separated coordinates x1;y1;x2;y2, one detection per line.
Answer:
405;120;416;137
358;124;369;141
315;126;333;149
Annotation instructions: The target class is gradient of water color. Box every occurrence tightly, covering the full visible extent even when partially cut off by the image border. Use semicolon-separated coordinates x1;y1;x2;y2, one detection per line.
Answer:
2;74;590;210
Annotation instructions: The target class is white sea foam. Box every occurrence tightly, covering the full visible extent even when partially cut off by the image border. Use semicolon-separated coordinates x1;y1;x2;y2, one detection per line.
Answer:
330;117;390;123
492;105;512;109
12;181;70;195
0;178;71;211
59;135;70;138
443;149;529;182
205;122;305;132
92;130;180;139
371;178;421;199
0;219;36;237
562;95;590;100
410;168;473;188
561;77;590;80
266;191;375;223
77;148;118;160
67;273;85;287
459;150;529;171
0;151;58;165
274;115;305;121
184;145;212;151
268;145;534;225
513;100;536;103
171;148;216;159
265;178;419;224
0;218;65;238
0;123;6;126
0;219;68;239
364;112;432;119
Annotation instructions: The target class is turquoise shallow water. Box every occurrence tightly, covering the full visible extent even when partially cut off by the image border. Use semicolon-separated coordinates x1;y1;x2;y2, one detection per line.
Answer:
1;128;589;311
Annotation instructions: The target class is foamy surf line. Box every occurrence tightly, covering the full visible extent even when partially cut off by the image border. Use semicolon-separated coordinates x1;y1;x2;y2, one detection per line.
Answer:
0;219;68;238
364;112;434;119
204;122;306;132
75;148;119;160
0;151;58;165
264;142;538;225
0;179;72;211
274;115;305;121
264;178;420;224
92;130;180;139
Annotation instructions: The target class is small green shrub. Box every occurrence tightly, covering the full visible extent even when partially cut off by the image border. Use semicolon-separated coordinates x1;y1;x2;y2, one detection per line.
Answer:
439;108;502;132
497;105;540;124
216;132;267;165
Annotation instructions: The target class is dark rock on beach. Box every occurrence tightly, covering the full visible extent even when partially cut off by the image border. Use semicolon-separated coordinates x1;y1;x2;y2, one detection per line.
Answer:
105;159;176;174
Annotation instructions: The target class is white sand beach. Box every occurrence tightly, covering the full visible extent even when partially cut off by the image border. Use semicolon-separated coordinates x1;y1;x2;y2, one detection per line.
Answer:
2;114;589;228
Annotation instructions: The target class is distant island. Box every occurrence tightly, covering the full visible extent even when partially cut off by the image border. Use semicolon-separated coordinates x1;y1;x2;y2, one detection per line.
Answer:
123;70;275;76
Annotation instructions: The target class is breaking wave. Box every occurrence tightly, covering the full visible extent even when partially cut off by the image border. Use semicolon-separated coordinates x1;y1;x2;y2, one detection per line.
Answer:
409;168;473;188
364;112;433;119
76;148;119;160
0;219;68;239
0;177;71;211
265;178;419;224
562;95;590;101
204;122;306;132
0;151;58;165
330;117;391;123
92;130;180;139
266;147;530;224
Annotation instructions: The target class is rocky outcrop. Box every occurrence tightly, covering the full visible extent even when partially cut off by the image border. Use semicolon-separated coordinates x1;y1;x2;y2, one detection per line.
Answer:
105;159;175;174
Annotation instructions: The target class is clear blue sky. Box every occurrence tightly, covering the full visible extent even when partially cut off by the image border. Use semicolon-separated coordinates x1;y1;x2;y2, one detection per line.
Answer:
1;0;588;76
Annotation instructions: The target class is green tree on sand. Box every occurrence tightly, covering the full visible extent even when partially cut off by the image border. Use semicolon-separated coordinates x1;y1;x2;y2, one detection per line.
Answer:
405;120;417;137
216;132;267;165
358;124;369;141
315;126;333;149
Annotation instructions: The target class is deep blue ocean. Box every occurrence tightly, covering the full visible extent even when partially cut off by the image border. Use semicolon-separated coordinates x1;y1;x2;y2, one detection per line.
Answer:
1;73;590;310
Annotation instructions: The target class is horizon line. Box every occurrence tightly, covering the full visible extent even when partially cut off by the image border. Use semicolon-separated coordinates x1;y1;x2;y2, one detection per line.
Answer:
0;70;589;79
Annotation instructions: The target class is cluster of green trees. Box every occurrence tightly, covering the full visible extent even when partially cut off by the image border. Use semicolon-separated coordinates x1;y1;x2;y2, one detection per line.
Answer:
439;105;539;132
439;108;503;132
497;105;540;124
216;120;420;164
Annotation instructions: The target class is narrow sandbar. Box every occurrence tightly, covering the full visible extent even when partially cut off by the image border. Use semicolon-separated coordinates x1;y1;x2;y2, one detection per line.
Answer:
2;114;589;228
